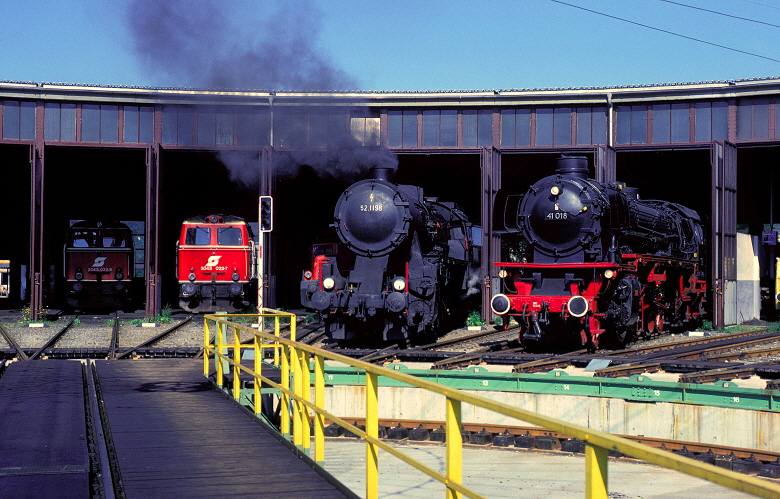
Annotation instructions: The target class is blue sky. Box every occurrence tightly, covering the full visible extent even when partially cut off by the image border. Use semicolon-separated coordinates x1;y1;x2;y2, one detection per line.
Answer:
1;0;779;91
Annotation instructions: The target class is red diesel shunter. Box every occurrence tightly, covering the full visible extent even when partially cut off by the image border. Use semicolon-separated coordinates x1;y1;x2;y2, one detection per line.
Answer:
176;215;256;313
64;220;135;310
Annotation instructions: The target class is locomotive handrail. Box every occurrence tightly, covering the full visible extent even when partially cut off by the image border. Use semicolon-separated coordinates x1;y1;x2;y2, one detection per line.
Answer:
203;313;780;499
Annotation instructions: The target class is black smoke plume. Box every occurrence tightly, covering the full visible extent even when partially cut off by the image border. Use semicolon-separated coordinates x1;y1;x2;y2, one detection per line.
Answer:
126;0;396;185
127;0;358;91
216;134;399;189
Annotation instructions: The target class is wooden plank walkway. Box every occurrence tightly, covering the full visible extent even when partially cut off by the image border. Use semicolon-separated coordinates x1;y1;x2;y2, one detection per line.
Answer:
0;360;90;499
96;359;353;499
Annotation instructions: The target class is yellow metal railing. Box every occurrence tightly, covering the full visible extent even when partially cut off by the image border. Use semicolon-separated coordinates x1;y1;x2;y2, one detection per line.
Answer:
203;313;780;499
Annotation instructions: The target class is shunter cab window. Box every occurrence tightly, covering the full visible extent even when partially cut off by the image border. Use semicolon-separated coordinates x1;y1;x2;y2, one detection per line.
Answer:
218;227;242;246
72;231;97;248
186;227;211;245
100;230;129;248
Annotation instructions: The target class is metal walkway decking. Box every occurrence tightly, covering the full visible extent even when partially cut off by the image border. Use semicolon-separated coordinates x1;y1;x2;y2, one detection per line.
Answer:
0;359;353;499
0;360;90;499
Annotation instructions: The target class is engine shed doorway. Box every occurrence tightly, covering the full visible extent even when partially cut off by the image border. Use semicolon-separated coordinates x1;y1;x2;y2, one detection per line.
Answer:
158;149;261;312
0;145;31;309
614;146;729;327
43;147;148;312
735;144;780;321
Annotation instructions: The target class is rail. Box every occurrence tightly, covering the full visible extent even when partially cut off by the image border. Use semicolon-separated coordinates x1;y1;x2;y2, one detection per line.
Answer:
202;312;780;499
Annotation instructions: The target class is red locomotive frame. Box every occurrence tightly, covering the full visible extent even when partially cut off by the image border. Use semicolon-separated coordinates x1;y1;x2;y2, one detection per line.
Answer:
177;215;256;313
493;254;707;349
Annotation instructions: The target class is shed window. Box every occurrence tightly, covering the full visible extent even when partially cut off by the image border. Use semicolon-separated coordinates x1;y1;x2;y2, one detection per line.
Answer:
44;103;76;141
499;109;530;147
3;101;36;140
463;109;493;147
422;110;457;147
694;102;727;142
617;106;647;145
576;107;607;145
387;110;418;148
124;106;154;143
737;99;770;140
82;105;118;143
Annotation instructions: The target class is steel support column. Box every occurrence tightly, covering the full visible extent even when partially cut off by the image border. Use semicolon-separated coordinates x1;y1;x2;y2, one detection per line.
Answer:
481;147;501;321
259;146;274;309
595;145;616;183
29;144;44;320
145;144;162;318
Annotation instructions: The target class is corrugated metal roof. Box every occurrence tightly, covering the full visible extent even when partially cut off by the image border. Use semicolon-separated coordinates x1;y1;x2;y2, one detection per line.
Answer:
18;75;780;95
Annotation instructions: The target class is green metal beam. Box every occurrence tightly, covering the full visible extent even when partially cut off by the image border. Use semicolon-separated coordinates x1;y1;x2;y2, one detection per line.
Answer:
318;364;780;413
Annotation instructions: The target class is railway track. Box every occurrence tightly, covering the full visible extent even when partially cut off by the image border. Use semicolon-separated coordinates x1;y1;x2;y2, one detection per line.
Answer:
3;311;780;389
322;326;780;389
320;417;780;478
0;314;201;360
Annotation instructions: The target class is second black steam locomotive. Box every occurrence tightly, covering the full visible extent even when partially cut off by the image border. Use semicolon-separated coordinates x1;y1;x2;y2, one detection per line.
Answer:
492;156;707;349
301;167;480;343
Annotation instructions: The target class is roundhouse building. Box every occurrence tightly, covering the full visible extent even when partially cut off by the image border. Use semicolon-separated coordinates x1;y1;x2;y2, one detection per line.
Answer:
1;77;778;326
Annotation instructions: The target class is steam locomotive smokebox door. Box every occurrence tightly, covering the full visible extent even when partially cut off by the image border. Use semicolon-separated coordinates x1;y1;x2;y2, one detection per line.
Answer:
334;180;411;257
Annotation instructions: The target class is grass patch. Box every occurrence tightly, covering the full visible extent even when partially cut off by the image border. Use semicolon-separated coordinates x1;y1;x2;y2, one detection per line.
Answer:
16;307;52;326
130;304;174;325
466;310;485;327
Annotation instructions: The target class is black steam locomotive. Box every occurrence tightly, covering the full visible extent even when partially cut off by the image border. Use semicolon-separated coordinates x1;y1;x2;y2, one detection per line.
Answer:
492;156;707;349
301;167;480;343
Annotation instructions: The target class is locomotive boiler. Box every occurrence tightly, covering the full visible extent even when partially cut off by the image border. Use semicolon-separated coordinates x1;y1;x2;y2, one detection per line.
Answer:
301;167;480;343
64;220;135;310
176;215;257;313
491;156;707;349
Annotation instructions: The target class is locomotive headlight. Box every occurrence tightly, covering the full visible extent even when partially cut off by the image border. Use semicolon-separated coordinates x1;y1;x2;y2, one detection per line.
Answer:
303;270;313;279
604;269;614;279
567;295;589;318
188;273;196;282
115;268;124;280
490;294;511;315
392;277;406;292
231;270;240;282
498;269;508;278
550;186;560;196
75;268;83;280
323;277;336;290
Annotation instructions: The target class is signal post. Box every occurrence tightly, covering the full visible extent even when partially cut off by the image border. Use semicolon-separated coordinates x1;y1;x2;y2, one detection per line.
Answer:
258;195;273;311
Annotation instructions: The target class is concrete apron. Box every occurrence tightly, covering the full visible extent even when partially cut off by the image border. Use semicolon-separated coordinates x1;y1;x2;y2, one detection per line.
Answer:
324;385;780;452
321;438;759;499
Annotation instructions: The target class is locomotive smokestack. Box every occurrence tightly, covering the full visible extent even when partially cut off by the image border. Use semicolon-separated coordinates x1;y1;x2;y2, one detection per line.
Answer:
556;155;589;179
371;166;394;182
